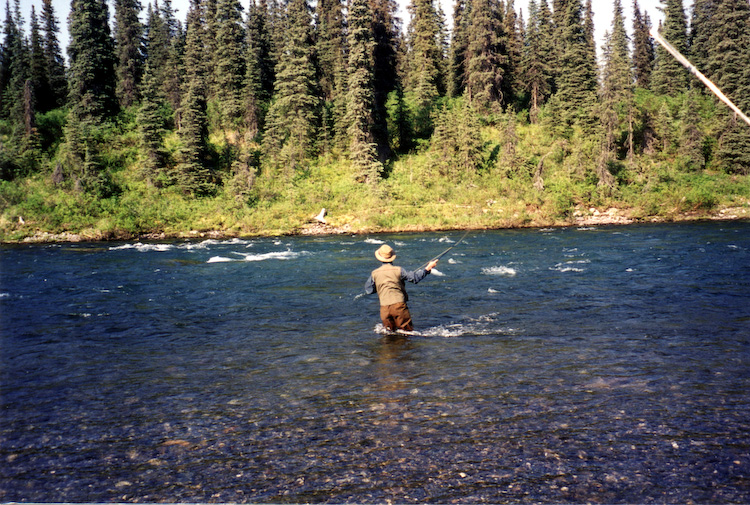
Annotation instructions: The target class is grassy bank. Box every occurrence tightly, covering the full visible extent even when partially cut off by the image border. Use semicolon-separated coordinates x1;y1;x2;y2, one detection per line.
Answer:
2;117;750;243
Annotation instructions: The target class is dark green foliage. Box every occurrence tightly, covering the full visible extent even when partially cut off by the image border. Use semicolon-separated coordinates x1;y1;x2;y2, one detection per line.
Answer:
138;61;169;183
708;0;750;174
464;0;511;113
716;117;750;175
176;0;212;194
503;0;522;106
447;0;468;98
144;0;182;113
114;0;144;108
554;0;598;128
65;0;119;193
632;0;653;89
600;0;633;173
67;0;118;121
2;0;29;126
688;0;713;78
405;0;445;136
39;0;67;109
315;0;347;150
430;99;482;176
370;0;400;159
213;0;246;127
345;0;382;182
28;7;49;115
651;0;689;95
243;0;273;137
522;0;554;122
262;0;321;174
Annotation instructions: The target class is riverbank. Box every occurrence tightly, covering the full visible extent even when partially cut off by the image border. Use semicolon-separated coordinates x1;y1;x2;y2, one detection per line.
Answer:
7;202;749;244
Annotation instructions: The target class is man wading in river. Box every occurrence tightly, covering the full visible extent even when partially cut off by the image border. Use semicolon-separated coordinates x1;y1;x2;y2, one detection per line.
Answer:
365;244;439;332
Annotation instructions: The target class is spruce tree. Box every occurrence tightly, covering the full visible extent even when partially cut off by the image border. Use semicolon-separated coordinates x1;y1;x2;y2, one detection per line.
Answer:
522;0;554;122
430;99;482;176
632;0;654;89
28;6;49;114
144;0;182;113
599;0;633;182
554;0;597;128
1;0;26;120
213;0;246;127
688;0;714;79
710;0;750;174
40;0;66;109
406;0;445;136
245;0;274;104
370;0;400;160
345;0;382;182
176;0;212;194
244;0;274;136
262;0;321;173
67;0;119;121
464;0;511;113
447;0;469;98
138;60;169;183
65;0;119;193
315;0;347;150
114;0;144;109
316;0;347;102
503;0;522;107
651;0;688;95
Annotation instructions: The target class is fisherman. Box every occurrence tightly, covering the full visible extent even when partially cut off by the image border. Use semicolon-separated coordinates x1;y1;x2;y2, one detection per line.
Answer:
365;244;439;332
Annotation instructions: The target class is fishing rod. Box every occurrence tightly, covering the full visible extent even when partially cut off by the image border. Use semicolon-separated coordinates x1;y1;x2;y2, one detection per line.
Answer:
650;28;750;127
420;229;471;269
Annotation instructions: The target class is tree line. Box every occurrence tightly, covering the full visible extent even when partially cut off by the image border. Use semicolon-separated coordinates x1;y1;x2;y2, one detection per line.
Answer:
1;0;749;198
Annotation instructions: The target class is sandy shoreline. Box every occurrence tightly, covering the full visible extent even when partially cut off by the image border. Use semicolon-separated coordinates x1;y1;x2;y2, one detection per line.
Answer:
5;204;749;244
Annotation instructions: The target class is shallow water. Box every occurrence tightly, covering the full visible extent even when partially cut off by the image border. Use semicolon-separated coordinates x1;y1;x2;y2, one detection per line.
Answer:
1;222;749;503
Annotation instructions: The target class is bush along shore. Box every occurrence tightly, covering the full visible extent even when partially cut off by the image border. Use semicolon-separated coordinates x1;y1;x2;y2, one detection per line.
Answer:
3;107;750;244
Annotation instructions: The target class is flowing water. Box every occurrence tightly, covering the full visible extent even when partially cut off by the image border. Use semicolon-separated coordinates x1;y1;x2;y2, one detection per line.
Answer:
1;221;749;503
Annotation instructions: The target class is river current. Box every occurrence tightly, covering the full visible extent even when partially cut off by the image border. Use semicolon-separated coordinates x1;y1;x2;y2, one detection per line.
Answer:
1;221;749;503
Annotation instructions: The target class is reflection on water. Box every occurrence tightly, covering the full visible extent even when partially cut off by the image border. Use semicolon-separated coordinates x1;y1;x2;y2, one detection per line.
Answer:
1;222;749;503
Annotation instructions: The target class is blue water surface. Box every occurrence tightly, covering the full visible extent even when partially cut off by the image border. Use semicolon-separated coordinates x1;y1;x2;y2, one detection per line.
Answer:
1;221;749;503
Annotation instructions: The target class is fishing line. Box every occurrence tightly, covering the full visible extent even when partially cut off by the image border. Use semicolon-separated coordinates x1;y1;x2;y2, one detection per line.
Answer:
420;229;471;269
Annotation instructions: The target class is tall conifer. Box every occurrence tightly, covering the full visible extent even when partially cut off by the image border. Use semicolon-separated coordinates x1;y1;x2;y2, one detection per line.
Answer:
316;0;348;149
503;0;522;106
138;60;169;183
522;0;554;122
406;0;445;136
28;7;49;114
464;0;511;113
114;0;144;108
632;0;653;89
554;0;597;127
599;0;633;181
262;0;321;173
214;0;246;126
67;0;118;120
176;0;212;193
65;0;118;192
346;0;382;182
370;0;400;159
651;0;688;95
447;0;469;98
40;0;66;108
710;0;750;174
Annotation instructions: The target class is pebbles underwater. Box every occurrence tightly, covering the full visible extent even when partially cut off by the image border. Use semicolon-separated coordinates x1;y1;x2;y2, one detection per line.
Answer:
1;222;749;502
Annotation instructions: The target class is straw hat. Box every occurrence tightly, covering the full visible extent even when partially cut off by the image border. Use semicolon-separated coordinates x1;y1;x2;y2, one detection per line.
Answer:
375;244;396;262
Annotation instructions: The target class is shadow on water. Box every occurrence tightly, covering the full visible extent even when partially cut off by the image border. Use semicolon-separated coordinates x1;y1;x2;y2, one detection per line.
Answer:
1;222;749;503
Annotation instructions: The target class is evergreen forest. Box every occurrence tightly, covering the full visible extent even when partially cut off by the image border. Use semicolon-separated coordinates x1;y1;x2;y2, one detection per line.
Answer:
1;0;750;241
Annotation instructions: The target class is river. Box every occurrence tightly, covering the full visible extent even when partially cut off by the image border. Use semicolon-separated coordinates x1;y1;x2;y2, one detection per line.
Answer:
1;221;749;503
